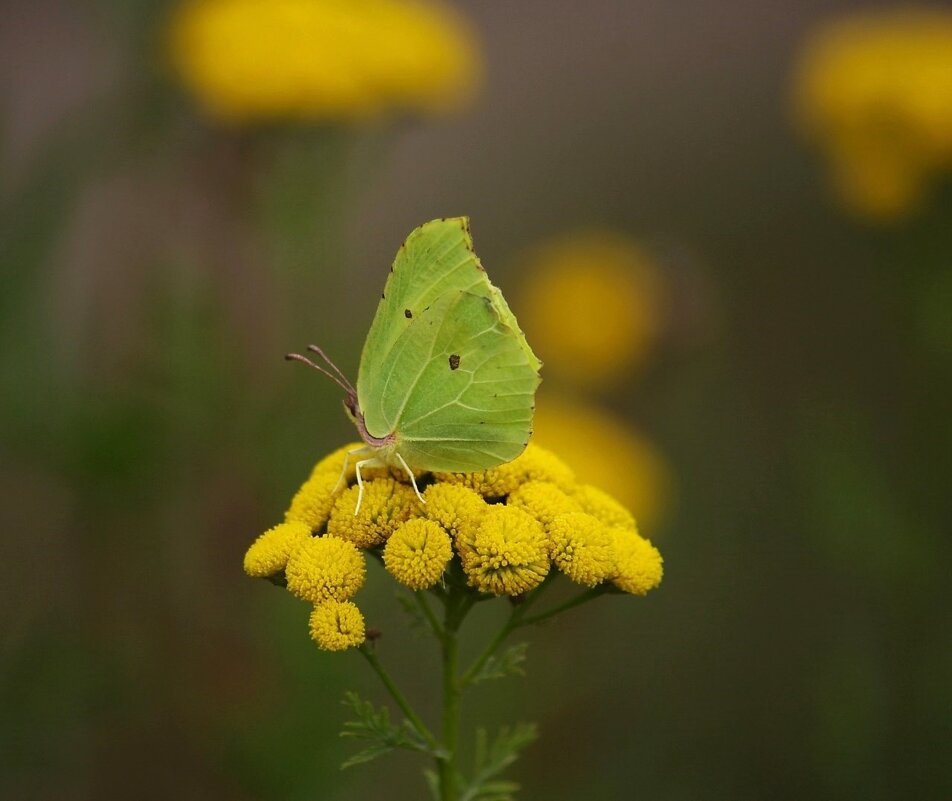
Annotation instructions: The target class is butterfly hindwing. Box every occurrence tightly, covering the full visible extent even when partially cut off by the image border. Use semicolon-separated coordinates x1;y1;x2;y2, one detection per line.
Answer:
371;291;539;472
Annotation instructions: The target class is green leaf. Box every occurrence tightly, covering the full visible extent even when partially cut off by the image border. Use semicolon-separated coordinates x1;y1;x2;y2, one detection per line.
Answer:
460;723;538;801
395;592;427;634
470;643;529;684
338;690;434;769
424;769;441;800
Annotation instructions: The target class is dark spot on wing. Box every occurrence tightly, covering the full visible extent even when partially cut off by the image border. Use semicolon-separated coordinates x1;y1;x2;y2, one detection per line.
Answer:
404;309;412;319
449;354;461;370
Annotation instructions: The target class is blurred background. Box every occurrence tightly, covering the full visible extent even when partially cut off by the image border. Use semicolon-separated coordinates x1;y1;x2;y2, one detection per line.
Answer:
2;1;951;799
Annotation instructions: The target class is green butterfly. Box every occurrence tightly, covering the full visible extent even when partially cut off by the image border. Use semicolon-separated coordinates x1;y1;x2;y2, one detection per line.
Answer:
288;217;542;511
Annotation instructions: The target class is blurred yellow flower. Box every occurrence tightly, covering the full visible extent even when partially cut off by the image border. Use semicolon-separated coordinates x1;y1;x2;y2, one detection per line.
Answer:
309;599;366;651
169;0;481;122
422;482;486;559
285;470;339;532
532;395;671;532
519;231;663;388
793;9;952;220
507;480;580;533
435;443;575;497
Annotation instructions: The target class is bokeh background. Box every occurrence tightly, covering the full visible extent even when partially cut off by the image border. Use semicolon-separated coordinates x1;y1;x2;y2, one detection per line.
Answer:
3;1;951;799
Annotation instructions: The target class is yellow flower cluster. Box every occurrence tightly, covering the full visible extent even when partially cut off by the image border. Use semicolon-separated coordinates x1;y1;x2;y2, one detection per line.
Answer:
793;9;952;219
168;0;481;122
244;442;663;651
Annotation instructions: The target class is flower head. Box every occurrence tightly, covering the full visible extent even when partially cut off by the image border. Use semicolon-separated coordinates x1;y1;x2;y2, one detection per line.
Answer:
285;471;339;532
309;600;366;651
285;535;366;602
461;506;549;596
169;0;481;122
243;520;311;577
327;478;419;548
574;483;637;532
384;519;453;590
547;513;615;587
611;528;663;595
507;480;580;533
422;482;486;558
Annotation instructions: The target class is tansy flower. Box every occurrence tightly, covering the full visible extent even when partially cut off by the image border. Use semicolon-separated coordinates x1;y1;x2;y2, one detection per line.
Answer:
285;471;339;532
243;520;311;577
519;231;663;387
611;528;663;596
309;599;366;651
792;9;952;220
422;482;486;559
436;443;575;498
327;478;419;548
384;519;453;590
547;513;615;587
168;0;481;123
285;535;366;602
461;506;549;596
534;395;670;530
308;441;362;481
574;483;637;532
507;480;580;533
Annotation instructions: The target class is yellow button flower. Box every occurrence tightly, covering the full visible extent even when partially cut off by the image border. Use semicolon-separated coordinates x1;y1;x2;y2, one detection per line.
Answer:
285;470;339;533
243;520;311;577
422;483;486;559
574;483;637;532
308;441;362;480
519;231;663;387
169;0;481;122
285;535;366;602
327;478;419;548
384;519;453;590
611;528;663;596
507;480;580;533
792;9;952;219
547;513;615;587
309;599;366;651
461;506;549;596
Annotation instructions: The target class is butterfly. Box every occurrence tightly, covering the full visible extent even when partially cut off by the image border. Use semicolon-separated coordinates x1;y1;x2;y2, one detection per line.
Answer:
287;217;542;512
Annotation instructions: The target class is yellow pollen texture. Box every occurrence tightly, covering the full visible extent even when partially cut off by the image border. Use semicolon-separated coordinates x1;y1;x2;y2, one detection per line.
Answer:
309;600;366;651
285;535;366;603
548;513;616;587
327;478;418;548
462;506;550;596
384;519;453;590
243;520;311;577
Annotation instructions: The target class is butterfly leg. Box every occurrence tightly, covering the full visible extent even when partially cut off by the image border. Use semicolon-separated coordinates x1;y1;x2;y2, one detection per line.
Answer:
335;446;371;493
395;452;426;506
353;456;385;516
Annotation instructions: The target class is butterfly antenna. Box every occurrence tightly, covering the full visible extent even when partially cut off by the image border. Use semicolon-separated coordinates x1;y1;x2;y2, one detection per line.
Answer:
306;344;357;396
285;352;355;398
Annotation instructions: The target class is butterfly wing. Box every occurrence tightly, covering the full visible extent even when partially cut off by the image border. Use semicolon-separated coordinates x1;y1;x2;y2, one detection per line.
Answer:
369;291;539;472
357;217;539;442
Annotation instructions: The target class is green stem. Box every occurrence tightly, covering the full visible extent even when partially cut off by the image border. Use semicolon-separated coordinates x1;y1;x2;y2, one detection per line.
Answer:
358;645;439;752
459;577;555;688
438;615;461;801
415;591;444;638
518;585;609;627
